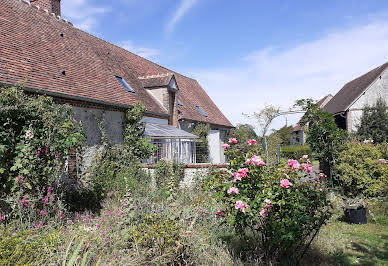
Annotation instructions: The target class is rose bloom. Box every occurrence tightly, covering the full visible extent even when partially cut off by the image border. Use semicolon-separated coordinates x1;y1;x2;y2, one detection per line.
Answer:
237;168;248;177
378;159;387;164
221;144;230;150
235;200;249;213
227;187;239;195
264;199;271;205
246;139;257;145
288;159;300;170
280;179;292;188
228;138;238;144
260;209;267;217
302;163;313;173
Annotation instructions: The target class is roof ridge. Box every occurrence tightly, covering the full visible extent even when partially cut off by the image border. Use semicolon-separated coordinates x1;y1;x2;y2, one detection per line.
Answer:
19;0;73;26
138;73;173;80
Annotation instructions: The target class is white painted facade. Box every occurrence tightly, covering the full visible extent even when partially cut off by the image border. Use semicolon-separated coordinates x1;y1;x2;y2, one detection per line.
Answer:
207;129;227;164
347;69;388;131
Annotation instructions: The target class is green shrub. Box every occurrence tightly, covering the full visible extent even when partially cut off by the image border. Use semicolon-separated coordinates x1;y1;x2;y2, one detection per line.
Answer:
281;145;312;160
0;227;61;265
0;86;85;196
153;160;184;200
335;142;388;197
92;102;154;199
206;138;331;264
127;214;189;264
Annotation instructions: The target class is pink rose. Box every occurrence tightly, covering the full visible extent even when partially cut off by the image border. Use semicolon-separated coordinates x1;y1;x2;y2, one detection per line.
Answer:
235;200;249;213
280;179;292;188
227;187;239;195
233;172;242;182
16;176;22;183
264;199;271;205
245;155;265;166
221;144;230;150
302;163;312;173
260;209;267;217
228;138;238;144
378;159;387;164
42;198;48;204
238;168;248;178
246;139;257;145
288;160;300;170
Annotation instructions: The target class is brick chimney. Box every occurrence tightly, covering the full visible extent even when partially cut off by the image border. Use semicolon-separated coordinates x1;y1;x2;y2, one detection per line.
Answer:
30;0;61;16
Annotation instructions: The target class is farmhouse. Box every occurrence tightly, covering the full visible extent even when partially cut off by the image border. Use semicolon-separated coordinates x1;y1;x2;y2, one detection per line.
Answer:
0;0;233;164
324;62;388;131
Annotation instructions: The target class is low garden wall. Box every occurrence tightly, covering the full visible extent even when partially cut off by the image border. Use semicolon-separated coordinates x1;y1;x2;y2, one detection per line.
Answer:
141;163;229;187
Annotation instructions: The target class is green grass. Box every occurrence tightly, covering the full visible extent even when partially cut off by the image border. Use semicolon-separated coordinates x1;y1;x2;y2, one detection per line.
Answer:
303;216;388;266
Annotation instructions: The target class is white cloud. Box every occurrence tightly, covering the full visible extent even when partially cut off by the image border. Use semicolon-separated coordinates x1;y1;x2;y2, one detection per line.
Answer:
61;0;111;32
192;21;388;130
119;41;160;60
165;0;199;35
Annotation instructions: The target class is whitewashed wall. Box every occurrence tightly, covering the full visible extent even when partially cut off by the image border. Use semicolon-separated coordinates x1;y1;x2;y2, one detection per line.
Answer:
347;69;388;131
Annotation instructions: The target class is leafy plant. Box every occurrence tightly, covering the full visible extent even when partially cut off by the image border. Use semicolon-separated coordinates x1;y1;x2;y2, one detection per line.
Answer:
207;138;332;264
357;97;388;143
192;123;210;163
0;227;61;265
335;142;388;197
127;214;189;264
0;85;85;196
92;102;154;199
296;98;347;179
281;145;312;160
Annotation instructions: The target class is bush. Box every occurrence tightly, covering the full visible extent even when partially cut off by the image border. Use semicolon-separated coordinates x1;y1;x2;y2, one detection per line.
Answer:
357;97;388;143
281;145;312;160
0;86;85;196
207;138;331;264
335;142;388;197
0;227;61;265
127;214;189;264
92;102;154;199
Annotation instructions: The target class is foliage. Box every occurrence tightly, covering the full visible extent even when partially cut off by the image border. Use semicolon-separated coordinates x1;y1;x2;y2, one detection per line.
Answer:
0;227;61;265
207;138;332;264
0;85;85;196
154;160;184;200
273;125;293;145
127;214;189;264
296;98;347;176
357;97;388;143
192;123;210;163
92;102;154;199
281;145;312;160
335;142;388;197
228;123;258;142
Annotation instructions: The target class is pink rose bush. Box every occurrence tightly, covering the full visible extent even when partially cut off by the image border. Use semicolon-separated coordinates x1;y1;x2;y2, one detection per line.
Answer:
228;138;238;144
246;139;257;145
205;138;331;262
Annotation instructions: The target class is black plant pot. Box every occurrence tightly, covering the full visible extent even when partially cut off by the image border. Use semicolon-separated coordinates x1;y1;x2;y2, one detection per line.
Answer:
344;206;367;224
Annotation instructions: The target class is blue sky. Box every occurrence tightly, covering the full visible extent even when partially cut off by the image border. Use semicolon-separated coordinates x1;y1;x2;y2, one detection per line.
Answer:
61;0;388;132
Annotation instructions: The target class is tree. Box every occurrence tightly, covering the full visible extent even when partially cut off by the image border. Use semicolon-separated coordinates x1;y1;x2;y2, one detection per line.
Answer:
357;97;388;143
228;123;258;142
296;99;347;181
271;125;293;145
244;105;281;160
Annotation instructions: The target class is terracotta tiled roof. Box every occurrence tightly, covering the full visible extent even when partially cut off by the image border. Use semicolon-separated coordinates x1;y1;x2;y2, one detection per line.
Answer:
0;0;233;127
324;62;388;114
139;74;174;89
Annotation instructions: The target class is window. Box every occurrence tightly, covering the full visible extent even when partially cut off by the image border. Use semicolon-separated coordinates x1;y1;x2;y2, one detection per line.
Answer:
177;99;183;106
195;105;208;117
115;75;135;93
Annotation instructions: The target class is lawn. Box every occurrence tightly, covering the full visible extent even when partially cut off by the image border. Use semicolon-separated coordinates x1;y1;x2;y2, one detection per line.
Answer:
303;209;388;266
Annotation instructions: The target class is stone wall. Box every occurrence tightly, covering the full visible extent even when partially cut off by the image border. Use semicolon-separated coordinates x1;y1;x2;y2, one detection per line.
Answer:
142;164;228;187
